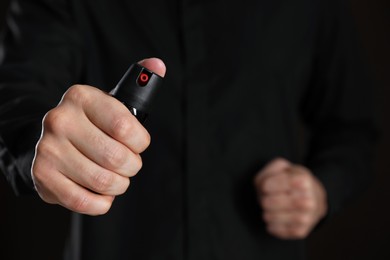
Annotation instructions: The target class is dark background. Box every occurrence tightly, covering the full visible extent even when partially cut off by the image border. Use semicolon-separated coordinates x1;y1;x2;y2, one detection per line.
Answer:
0;1;389;259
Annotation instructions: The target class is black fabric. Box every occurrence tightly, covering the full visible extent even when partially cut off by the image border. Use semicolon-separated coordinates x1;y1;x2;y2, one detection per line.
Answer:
0;0;376;259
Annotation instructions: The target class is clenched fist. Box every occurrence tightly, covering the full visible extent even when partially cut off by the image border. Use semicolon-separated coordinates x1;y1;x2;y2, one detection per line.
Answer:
31;58;166;216
254;158;327;239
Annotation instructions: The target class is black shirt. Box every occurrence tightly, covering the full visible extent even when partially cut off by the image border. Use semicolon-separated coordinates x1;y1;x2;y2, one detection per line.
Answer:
0;0;376;259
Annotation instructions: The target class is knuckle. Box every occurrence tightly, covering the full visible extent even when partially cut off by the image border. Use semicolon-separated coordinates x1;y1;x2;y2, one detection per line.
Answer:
66;192;90;213
32;158;44;177
43;108;69;134
298;198;315;211
35;140;48;156
301;178;312;189
35;138;54;158
31;163;45;184
66;192;115;216
294;175;312;190
33;183;56;205
32;146;53;182
121;178;131;193
103;145;128;169
111;116;150;153
112;116;134;140
64;84;91;105
92;172;115;193
33;138;63;173
295;214;311;226
31;178;52;205
115;178;131;195
132;155;143;174
115;178;131;196
95;199;113;216
140;132;151;151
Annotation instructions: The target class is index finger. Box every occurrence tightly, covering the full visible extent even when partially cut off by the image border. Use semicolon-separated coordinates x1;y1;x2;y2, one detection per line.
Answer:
82;89;151;154
259;172;290;195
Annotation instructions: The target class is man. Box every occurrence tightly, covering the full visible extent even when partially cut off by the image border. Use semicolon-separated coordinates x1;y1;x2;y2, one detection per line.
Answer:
0;0;375;259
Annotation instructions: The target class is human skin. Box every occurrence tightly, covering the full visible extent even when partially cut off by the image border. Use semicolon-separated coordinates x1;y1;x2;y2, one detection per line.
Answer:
254;158;328;239
31;58;166;216
31;57;325;240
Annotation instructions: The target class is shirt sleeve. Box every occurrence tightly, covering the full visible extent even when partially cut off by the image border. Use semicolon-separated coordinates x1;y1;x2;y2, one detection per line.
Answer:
301;0;378;217
0;0;83;195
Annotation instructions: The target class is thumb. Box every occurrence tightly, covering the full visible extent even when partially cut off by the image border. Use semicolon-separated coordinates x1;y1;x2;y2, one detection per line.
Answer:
254;158;292;194
262;158;292;173
254;157;292;187
138;57;166;77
